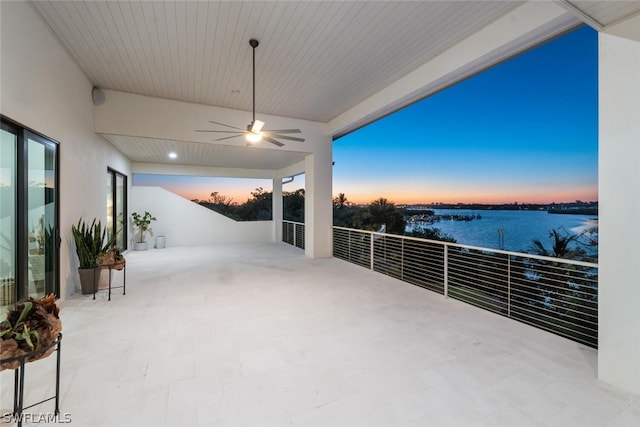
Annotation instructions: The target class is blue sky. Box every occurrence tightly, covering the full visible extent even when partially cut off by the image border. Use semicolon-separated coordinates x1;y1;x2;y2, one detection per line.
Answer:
137;26;598;205
333;25;598;204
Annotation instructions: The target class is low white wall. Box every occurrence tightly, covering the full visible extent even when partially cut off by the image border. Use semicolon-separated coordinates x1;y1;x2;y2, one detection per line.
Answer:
131;186;273;247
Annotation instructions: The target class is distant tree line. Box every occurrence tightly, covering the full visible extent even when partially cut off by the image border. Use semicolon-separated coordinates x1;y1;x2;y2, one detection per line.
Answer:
333;193;456;242
193;188;304;223
195;189;457;243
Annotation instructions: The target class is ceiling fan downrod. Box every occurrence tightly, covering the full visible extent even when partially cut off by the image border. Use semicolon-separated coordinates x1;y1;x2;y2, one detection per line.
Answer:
250;39;259;129
196;38;304;147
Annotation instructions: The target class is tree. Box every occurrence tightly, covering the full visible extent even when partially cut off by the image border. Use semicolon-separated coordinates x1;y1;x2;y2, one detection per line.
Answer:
531;228;585;259
208;191;234;206
198;191;240;219
368;198;405;234
284;189;305;222
237;187;272;220
333;193;348;209
406;227;457;243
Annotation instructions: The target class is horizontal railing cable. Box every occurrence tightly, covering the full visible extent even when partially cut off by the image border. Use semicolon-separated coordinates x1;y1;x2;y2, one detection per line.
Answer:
282;220;305;250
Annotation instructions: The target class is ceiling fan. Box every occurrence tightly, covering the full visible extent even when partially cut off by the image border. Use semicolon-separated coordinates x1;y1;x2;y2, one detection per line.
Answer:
196;39;305;147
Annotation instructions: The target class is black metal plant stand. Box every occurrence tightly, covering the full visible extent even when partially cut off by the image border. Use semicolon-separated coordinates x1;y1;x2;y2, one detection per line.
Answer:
93;263;126;301
0;333;62;427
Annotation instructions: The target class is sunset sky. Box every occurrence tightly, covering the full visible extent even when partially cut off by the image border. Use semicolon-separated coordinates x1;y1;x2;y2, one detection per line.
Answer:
135;26;598;206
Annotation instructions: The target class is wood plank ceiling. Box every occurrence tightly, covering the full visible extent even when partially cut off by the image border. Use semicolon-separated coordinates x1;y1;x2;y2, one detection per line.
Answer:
28;1;640;169
31;0;524;123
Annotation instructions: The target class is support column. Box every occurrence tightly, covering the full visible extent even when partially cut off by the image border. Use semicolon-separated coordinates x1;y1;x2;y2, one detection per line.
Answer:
598;16;640;395
272;177;283;243
304;144;333;258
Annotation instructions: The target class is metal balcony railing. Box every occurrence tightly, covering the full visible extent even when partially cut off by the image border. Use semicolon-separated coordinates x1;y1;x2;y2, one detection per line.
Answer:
332;226;598;348
282;220;305;250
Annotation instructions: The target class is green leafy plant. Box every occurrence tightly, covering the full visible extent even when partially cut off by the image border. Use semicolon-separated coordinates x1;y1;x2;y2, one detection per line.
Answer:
131;211;157;243
71;218;117;269
0;301;40;351
44;224;56;273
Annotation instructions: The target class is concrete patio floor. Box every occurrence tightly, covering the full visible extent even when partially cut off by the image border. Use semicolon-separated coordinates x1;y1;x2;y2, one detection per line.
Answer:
1;242;639;426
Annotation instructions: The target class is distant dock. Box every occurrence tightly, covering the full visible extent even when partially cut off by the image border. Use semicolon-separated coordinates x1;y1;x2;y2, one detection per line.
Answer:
406;213;481;225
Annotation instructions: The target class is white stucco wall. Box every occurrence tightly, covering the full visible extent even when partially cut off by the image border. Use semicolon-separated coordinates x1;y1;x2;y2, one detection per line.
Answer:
131;186;272;247
598;15;640;395
0;2;132;298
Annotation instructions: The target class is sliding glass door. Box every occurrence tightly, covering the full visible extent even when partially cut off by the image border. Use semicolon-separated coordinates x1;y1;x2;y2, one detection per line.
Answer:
1;116;59;307
0;128;17;306
107;168;127;250
26;131;58;298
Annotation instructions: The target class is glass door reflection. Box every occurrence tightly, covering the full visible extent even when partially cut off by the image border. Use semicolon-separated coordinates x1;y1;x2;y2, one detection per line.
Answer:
27;132;57;298
0;128;17;307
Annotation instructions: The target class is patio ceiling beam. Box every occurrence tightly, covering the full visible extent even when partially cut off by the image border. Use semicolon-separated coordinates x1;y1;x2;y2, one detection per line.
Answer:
94;90;326;155
131;162;277;180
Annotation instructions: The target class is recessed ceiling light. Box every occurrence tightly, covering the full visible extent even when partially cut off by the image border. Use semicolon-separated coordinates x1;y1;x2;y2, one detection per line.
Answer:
168;152;177;159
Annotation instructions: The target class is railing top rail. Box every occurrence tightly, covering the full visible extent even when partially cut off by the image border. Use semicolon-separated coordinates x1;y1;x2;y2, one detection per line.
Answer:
283;220;305;226
332;225;598;268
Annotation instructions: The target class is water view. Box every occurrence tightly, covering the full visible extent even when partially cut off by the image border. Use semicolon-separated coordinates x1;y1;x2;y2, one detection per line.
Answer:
408;209;598;254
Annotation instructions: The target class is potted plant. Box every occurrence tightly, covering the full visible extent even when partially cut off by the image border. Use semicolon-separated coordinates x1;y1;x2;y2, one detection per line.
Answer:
0;294;62;369
71;218;116;294
96;247;126;270
131;211;156;251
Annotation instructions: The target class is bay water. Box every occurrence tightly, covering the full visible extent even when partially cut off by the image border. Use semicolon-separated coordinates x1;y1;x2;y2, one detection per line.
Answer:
408;209;598;254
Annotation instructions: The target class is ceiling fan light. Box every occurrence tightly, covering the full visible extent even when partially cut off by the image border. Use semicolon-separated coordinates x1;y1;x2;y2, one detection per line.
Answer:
251;119;265;133
245;132;262;143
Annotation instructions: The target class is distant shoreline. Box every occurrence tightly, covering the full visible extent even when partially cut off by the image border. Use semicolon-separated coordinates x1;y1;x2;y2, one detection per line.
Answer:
400;201;597;214
547;207;598;215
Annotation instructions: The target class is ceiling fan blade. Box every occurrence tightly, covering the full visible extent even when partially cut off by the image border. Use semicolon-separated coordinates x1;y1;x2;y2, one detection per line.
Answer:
264;129;302;134
208;120;245;131
215;134;244;141
196;130;245;133
264;136;285;147
271;134;305;142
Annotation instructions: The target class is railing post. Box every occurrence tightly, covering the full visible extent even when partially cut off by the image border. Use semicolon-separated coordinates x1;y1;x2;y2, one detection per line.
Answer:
401;238;404;280
507;255;511;318
293;222;296;247
283;221;288;244
444;244;448;298
370;233;374;271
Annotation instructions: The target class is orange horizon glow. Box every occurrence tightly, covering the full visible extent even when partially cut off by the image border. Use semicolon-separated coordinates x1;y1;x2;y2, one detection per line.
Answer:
134;175;597;207
145;183;598;207
335;186;598;206
178;187;598;206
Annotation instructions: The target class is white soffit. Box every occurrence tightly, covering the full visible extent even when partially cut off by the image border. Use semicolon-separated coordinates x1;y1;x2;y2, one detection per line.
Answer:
102;135;307;170
562;1;640;29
